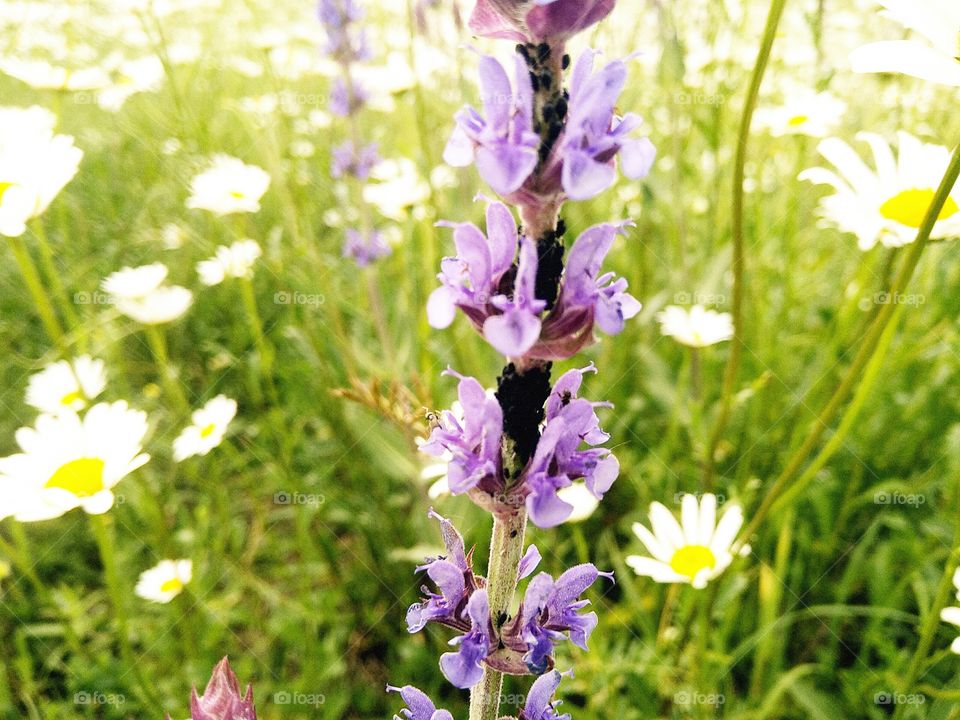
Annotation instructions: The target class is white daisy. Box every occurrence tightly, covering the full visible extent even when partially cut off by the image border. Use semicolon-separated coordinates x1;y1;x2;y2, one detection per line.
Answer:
102;263;193;324
135;559;192;603
799;132;960;250
186;155;271;215
0;402;150;522
0;106;84;237
626;493;749;589
940;568;960;653
172;395;237;461
25;355;107;414
196;239;262;286
657;305;734;347
754;90;846;138
850;0;960;87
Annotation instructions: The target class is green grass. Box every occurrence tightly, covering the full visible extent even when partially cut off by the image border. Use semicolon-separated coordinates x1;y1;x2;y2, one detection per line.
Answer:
2;0;960;718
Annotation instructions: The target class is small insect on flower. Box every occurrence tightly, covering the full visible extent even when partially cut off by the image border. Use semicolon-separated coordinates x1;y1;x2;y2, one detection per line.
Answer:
186;154;271;216
197;239;262;286
173;395;238;462
939;568;960;653
0;402;149;522
799;131;960;250
135;559;193;603
0;105;83;237
25;355;106;415
626;493;749;589
657;304;734;348
850;0;960;87
102;262;193;325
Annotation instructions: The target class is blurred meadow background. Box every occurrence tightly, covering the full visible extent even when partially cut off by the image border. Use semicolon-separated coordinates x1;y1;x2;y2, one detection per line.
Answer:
1;0;960;718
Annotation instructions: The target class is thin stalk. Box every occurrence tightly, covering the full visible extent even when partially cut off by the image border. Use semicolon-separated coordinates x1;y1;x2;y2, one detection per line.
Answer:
89;514;161;708
737;138;960;549
703;0;789;489
143;324;191;416
239;276;274;406
30;220;80;335
8;235;65;346
468;510;527;720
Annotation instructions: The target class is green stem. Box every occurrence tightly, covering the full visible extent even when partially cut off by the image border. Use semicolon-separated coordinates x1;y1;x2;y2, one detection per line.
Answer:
469;510;527;720
737;137;960;549
30;219;80;336
703;0;789;489
89;514;161;708
8;235;65;347
144;324;191;415
239;276;274;406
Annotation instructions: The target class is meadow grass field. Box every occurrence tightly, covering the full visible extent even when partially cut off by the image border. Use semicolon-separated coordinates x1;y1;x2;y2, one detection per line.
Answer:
1;0;960;718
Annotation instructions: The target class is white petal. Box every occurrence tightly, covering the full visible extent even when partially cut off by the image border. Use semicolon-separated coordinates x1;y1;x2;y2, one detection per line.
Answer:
850;41;960;87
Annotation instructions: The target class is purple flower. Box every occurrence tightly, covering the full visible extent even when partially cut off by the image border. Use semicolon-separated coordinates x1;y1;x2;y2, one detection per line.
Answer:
521;366;619;527
469;0;616;44
543;51;655;201
177;657;257;720
329;76;368;117
519;669;573;720
318;0;371;61
419;370;503;495
443;54;540;196
532;221;641;359
439;589;493;688
507;564;613;673
386;685;454;720
407;509;481;633
332;140;381;180
343;228;391;266
428;201;546;358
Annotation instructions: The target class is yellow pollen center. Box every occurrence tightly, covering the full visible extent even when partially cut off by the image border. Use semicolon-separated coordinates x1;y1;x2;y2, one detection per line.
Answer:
229;190;245;199
0;181;13;203
199;423;217;438
45;457;106;498
879;188;959;229
159;577;184;594
669;544;717;579
787;114;809;126
60;390;84;407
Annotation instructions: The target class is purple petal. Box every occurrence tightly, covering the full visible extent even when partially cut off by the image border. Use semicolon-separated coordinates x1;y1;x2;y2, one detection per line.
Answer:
586;454;619;498
523;669;564;720
427;286;457;328
483;309;542;357
518;544;543;579
619;136;656;179
476;144;539;196
562;149;617;201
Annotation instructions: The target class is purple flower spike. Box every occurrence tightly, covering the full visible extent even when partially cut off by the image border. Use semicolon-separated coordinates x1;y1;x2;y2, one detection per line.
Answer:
186;657;257;720
521;367;619;527
552;51;655;201
519;669;573;720
533;221;641;359
439;589;493;688
420;371;503;495
443;54;540;196
331;140;381;180
483;237;546;356
512;564;613;673
407;509;480;633
469;0;616;44
386;685;454;720
343;229;391;266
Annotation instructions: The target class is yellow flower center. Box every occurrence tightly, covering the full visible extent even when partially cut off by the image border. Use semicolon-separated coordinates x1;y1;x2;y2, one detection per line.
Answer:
0;181;13;203
229;190;245;199
199;423;217;438
879;188;959;229
787;114;809;126
60;390;84;407
669;544;717;579
159;577;184;594
45;457;106;498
